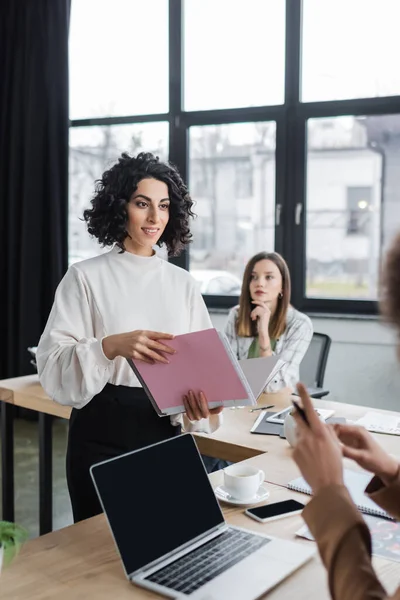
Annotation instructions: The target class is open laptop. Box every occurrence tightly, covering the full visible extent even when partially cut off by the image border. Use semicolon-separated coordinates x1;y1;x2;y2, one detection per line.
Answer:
90;434;314;599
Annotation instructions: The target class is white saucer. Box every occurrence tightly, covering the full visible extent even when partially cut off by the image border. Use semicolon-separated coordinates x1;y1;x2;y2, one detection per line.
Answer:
214;484;269;506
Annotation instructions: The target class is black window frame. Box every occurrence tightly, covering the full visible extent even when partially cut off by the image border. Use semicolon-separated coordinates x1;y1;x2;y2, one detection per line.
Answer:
69;0;400;316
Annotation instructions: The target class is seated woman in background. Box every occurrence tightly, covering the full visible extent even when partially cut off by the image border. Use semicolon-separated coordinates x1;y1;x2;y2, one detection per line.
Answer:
224;251;313;392
292;231;400;600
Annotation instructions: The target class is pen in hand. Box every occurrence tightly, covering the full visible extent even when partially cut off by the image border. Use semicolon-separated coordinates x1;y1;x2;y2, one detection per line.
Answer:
291;400;309;425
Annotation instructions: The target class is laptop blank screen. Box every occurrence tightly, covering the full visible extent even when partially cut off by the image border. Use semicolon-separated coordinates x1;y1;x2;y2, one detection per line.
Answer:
90;434;224;577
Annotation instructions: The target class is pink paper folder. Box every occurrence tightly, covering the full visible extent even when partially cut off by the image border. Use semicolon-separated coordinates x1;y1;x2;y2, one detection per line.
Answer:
127;328;256;416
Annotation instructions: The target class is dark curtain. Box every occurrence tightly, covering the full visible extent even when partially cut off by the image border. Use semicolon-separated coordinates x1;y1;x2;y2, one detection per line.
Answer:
0;1;70;379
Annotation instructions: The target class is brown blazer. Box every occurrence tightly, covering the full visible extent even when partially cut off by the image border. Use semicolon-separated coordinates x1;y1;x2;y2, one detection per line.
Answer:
303;471;400;600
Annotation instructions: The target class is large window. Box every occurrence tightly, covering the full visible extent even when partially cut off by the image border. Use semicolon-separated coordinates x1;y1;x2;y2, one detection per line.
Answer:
69;0;400;315
189;122;276;295
184;0;285;111
305;115;400;303
69;0;168;119
302;0;400;102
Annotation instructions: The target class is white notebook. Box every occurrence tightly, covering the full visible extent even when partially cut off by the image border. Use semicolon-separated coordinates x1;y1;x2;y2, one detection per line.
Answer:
288;469;393;520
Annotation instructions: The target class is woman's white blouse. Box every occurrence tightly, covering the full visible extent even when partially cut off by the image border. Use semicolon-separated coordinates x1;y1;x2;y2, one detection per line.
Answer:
37;247;223;433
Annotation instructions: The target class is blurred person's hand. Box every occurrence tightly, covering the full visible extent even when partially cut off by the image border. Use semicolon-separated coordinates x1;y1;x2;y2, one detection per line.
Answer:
333;423;399;486
292;383;344;494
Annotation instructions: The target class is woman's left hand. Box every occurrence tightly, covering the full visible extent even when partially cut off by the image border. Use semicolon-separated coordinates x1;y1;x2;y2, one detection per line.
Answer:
292;383;344;494
183;390;224;421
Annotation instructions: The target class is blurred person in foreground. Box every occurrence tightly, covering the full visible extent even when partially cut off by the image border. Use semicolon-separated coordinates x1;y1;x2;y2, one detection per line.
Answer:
292;231;400;600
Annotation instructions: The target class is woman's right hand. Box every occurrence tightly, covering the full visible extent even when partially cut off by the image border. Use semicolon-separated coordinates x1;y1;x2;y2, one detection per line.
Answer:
102;330;176;364
333;423;399;486
250;300;271;327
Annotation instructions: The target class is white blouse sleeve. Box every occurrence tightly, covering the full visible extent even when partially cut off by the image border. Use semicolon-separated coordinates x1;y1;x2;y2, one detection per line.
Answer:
267;314;313;393
36;266;114;409
224;306;239;358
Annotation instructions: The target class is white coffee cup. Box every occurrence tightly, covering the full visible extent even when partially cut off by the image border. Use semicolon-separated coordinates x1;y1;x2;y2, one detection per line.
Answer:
223;464;265;501
284;411;298;447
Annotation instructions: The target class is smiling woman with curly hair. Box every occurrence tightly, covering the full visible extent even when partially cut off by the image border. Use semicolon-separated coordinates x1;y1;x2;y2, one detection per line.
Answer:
83;152;194;255
36;152;223;523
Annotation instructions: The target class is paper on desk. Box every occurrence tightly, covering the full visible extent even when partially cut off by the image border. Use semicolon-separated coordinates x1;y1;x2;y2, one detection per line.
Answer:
296;518;400;563
355;412;400;436
295;524;315;542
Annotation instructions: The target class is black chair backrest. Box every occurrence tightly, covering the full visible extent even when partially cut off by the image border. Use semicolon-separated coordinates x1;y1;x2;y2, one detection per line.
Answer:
299;333;331;388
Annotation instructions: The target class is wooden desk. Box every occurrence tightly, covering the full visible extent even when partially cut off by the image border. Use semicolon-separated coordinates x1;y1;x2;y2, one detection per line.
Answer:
0;375;71;534
1;474;399;600
4;378;400;461
195;393;400;462
1;375;400;535
0;377;282;533
0;375;71;419
1;376;400;598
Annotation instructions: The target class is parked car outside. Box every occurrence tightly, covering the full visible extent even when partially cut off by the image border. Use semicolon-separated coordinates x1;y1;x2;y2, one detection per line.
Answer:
190;269;242;295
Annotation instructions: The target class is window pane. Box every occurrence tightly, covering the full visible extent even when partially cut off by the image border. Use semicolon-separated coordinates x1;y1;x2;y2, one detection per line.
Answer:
302;0;400;102
69;0;168;119
184;0;285;111
189;122;276;295
306;115;400;300
69;123;169;263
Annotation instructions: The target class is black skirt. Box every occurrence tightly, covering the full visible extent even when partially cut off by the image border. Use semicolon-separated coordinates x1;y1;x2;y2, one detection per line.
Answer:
66;383;181;523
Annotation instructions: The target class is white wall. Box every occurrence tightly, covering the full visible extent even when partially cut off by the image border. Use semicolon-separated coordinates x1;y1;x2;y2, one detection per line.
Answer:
210;311;400;412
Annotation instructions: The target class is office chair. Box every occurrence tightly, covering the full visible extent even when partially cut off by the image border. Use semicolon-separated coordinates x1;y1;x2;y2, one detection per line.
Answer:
296;333;332;399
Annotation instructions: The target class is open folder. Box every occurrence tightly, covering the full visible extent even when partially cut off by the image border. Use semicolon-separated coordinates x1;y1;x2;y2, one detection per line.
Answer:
127;328;258;416
239;356;286;399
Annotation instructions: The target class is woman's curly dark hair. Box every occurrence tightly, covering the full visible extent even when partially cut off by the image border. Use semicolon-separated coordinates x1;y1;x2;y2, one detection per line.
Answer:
83;152;195;256
381;231;400;337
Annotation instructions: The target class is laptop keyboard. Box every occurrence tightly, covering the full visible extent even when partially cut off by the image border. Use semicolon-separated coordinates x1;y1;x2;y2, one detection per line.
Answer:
145;528;270;595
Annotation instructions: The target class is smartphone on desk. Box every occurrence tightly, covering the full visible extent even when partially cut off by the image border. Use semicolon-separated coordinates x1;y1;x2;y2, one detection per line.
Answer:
245;499;305;524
